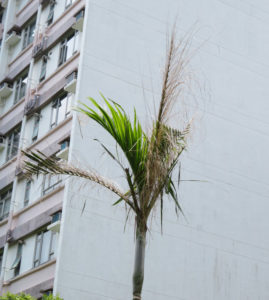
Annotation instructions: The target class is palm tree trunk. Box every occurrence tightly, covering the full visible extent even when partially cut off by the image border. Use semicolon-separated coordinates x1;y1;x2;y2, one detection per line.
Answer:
132;228;146;300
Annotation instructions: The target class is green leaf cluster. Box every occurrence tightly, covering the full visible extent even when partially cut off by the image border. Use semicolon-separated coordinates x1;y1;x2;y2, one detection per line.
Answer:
0;293;62;300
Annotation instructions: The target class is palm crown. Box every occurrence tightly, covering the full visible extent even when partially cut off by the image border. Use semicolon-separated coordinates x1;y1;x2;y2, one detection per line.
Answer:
22;29;192;300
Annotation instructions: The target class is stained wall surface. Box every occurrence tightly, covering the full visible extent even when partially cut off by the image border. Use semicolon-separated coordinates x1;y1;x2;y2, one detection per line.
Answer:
54;1;269;299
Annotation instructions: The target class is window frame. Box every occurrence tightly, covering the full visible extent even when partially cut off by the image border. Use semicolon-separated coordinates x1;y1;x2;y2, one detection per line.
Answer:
0;186;12;221
6;126;21;162
33;230;56;268
32;112;41;142
50;93;71;129
14;70;28;104
11;243;23;277
39;55;47;82
24;180;31;207
47;1;55;26
42;173;62;196
22;17;36;50
0;9;3;24
0;250;3;276
58;31;78;66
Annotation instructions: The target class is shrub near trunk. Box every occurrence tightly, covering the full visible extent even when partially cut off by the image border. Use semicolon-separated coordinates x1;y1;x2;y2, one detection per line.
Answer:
0;293;62;300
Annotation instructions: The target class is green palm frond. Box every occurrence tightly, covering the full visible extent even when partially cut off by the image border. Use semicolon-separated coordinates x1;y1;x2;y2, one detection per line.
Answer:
76;95;148;192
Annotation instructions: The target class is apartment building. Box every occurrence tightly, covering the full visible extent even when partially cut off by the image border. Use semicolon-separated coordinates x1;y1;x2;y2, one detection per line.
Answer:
0;0;84;298
0;0;269;300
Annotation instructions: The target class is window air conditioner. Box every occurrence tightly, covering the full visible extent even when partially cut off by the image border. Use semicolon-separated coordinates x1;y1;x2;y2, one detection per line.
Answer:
0;82;13;98
47;211;62;233
6;31;21;47
72;10;84;32
64;71;77;94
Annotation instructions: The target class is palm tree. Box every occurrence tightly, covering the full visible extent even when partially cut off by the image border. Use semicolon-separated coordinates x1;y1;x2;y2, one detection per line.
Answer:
22;29;192;300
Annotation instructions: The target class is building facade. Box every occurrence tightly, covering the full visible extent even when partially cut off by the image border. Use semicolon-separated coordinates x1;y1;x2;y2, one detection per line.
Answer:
0;0;84;297
0;0;269;299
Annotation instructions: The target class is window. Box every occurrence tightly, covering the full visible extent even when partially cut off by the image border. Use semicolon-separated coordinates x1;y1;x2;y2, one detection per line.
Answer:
42;290;53;298
0;9;3;24
50;93;71;128
65;0;74;9
42;174;61;196
24;180;31;207
14;70;28;104
0;187;12;221
11;242;23;277
39;56;47;82
0;250;3;276
58;32;78;66
32;113;40;142
60;138;70;151
6;126;21;162
51;211;62;223
47;1;55;26
33;230;56;267
22;18;36;50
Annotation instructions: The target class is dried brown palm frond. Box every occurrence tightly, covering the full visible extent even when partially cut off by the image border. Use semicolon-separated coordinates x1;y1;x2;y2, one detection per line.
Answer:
22;150;134;210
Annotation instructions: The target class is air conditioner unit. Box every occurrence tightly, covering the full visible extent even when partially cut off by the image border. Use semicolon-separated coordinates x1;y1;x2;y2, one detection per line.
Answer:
24;94;40;116
0;134;5;150
56;147;69;160
47;211;62;233
6;31;21;46
0;82;13;98
72;10;84;32
64;71;77;93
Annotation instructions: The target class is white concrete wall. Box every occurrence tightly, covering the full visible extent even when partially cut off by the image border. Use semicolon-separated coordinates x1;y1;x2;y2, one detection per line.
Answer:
17;0;29;13
14;175;44;212
0;90;15;115
53;0;269;299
